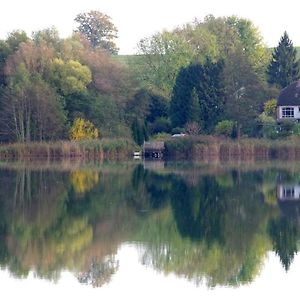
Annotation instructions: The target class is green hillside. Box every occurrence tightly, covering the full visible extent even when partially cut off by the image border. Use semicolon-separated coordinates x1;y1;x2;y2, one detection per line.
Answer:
116;47;300;68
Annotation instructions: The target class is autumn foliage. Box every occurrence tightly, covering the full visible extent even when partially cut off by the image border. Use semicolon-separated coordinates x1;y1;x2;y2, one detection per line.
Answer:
69;118;99;141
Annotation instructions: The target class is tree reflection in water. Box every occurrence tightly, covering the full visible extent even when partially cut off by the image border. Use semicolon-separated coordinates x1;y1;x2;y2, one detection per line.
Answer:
0;162;299;287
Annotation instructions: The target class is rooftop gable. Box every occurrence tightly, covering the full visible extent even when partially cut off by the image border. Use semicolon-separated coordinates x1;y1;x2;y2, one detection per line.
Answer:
277;80;300;106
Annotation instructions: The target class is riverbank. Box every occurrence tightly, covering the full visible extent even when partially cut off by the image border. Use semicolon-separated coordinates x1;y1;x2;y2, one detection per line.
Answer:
0;138;136;161
164;135;300;161
2;136;300;162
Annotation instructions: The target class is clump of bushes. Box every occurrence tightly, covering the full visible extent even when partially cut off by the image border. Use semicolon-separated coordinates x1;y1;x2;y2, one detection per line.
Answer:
69;118;99;141
215;120;236;137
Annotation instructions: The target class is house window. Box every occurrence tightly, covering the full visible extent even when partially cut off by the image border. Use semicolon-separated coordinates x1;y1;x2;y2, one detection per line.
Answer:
283;187;295;198
282;107;294;118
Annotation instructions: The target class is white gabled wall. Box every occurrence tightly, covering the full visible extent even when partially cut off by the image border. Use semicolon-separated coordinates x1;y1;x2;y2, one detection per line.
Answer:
278;106;300;119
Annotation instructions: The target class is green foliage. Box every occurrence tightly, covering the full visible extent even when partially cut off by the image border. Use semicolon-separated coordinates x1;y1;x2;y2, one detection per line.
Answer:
149;117;172;134
32;27;62;50
171;127;185;135
225;16;269;78
6;30;28;52
74;10;118;54
170;60;224;132
268;217;298;271
131;118;148;146
268;31;300;88
292;122;300;135
264;99;277;117
215;120;236;137
69;117;99;141
49;58;92;95
258;113;278;139
137;31;195;97
278;119;295;137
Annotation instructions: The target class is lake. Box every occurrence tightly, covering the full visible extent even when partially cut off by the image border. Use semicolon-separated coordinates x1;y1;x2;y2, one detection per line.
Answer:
0;160;299;299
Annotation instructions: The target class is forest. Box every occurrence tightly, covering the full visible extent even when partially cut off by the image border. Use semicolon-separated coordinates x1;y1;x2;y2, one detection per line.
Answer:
0;11;299;145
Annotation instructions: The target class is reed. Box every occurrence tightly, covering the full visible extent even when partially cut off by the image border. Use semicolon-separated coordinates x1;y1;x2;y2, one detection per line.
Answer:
165;136;300;161
0;138;135;161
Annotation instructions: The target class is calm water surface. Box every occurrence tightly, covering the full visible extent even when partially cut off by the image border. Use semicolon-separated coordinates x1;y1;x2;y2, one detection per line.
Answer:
0;160;300;299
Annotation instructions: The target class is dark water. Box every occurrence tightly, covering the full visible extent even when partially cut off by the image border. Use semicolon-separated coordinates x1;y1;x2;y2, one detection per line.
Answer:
0;160;300;299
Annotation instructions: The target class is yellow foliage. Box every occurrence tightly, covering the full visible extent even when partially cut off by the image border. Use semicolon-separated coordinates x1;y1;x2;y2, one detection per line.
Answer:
69;117;99;141
71;170;100;194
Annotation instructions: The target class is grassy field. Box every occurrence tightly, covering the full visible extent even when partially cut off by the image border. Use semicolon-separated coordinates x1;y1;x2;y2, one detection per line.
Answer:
116;47;300;66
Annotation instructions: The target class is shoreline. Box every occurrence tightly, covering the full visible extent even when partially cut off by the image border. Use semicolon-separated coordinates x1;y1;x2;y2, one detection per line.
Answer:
2;136;300;162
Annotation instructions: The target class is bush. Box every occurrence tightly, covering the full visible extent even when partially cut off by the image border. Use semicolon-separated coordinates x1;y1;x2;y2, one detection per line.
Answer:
69;118;99;141
292;122;300;135
278;120;295;137
150;117;172;134
215;120;236;137
171;127;185;135
185;122;200;135
131;118;148;146
258;113;278;139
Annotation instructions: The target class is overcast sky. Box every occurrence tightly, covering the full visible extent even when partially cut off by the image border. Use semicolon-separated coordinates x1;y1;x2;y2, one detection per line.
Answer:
1;0;300;54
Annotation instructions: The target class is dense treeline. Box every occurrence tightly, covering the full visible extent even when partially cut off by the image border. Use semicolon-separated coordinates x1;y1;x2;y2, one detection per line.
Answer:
0;12;299;144
133;16;300;138
0;12;135;143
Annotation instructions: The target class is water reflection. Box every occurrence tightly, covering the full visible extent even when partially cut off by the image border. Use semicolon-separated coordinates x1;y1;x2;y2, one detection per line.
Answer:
1;162;300;288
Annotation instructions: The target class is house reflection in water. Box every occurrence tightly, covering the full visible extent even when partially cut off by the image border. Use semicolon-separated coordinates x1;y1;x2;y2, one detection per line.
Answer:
277;184;300;201
277;182;300;222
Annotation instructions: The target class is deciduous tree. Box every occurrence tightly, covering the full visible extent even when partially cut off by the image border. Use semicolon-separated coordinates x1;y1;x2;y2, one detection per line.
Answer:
74;11;118;54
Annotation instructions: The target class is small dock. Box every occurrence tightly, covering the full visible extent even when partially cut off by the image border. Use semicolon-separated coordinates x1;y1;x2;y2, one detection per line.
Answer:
143;141;165;159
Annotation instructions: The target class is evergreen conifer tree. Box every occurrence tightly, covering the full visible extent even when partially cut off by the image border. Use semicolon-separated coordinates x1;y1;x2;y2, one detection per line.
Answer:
268;31;300;88
170;60;224;133
131;118;148;146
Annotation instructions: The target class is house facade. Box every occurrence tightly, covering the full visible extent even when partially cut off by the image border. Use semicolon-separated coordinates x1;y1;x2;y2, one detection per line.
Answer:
277;80;300;121
277;184;300;201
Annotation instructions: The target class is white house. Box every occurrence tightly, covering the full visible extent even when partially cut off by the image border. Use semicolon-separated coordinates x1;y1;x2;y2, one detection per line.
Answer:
277;184;300;201
277;80;300;121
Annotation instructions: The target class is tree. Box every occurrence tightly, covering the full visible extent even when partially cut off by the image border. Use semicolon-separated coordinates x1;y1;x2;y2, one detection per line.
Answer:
1;41;66;142
264;99;277;117
74;11;118;54
225;16;269;79
0;65;66;142
48;58;92;96
137;31;195;97
170;60;224;132
268;217;298;271
6;30;28;52
222;47;275;136
268;31;300;88
32;27;62;50
131;118;148;146
69;117;99;141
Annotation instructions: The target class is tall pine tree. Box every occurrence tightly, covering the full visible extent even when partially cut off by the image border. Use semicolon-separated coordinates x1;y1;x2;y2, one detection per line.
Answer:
170;60;224;133
268;31;300;88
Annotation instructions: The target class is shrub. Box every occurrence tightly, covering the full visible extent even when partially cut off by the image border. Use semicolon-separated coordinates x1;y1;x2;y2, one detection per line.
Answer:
258;113;278;139
69;118;99;141
185;122;201;135
292;122;300;135
264;99;277;117
131;118;148;146
150;117;172;134
215;120;236;137
171;127;185;135
278;120;295;137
